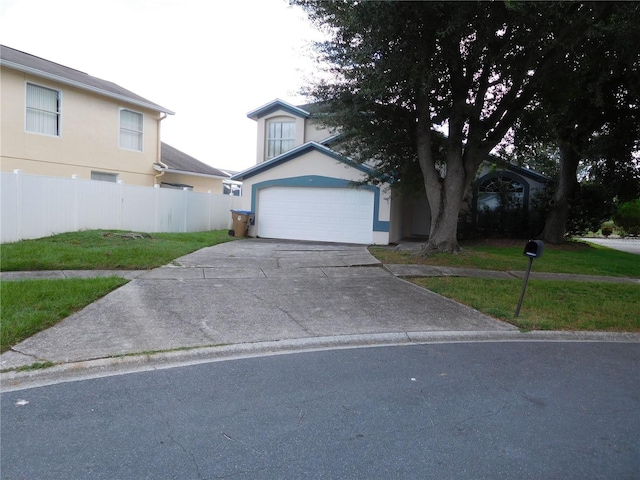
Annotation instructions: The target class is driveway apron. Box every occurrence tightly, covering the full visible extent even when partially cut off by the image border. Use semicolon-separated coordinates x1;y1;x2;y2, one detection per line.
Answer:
3;239;516;367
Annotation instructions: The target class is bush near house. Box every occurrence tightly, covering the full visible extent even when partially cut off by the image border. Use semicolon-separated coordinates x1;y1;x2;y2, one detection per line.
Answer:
613;199;640;236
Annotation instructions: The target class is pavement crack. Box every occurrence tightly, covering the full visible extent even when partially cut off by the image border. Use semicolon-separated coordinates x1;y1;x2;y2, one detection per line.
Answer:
230;282;315;335
164;419;205;479
9;347;38;360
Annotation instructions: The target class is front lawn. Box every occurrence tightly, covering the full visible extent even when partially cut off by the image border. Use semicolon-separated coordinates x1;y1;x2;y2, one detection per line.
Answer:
1;277;129;353
370;239;640;332
1;229;236;271
370;239;640;278
0;230;237;355
413;277;640;332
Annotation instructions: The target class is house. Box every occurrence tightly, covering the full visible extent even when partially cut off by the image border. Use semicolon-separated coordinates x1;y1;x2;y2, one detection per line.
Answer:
1;45;174;186
231;99;549;245
157;142;230;193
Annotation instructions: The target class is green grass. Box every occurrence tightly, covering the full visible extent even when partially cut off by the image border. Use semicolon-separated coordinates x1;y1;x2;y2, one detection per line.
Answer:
1;277;129;352
0;229;236;271
369;239;639;332
370;239;640;278
0;230;238;354
412;277;640;332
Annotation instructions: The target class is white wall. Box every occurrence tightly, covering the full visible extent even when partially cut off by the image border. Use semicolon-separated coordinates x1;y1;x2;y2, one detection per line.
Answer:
1;171;241;243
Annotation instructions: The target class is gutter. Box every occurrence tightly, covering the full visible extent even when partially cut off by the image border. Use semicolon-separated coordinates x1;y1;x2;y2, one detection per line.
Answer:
154;113;169;185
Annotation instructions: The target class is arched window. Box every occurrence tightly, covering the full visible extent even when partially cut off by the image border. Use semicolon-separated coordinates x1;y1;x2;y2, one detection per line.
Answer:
477;175;525;211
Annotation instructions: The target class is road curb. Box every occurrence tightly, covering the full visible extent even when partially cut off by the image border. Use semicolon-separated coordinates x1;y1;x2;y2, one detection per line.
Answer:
3;330;639;392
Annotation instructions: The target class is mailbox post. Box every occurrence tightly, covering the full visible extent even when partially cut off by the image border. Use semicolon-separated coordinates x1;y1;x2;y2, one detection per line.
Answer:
515;240;544;317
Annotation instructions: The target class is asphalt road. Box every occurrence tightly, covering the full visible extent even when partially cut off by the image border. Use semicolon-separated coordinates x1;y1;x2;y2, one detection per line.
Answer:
2;341;638;480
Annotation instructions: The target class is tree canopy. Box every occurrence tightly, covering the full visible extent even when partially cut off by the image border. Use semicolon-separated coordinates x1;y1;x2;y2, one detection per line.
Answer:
294;0;640;250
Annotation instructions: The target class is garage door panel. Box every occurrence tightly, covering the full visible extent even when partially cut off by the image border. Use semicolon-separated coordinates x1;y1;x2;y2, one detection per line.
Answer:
258;187;374;244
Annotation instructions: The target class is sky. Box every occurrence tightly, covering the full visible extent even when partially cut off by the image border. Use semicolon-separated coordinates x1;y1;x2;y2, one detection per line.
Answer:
0;0;324;172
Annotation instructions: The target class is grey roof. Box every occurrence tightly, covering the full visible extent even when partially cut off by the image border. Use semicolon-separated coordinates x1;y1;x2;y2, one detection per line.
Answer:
160;143;229;178
246;98;310;120
0;45;174;114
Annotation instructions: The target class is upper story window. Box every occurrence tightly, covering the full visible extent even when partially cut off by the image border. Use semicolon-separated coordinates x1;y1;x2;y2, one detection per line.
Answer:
26;83;61;136
119;109;143;151
267;121;295;159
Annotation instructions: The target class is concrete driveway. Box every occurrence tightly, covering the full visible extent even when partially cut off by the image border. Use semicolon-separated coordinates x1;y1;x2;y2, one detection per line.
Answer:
2;239;515;371
579;237;640;255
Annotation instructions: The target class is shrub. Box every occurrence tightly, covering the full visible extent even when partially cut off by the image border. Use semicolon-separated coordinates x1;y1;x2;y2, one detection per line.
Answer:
613;199;640;236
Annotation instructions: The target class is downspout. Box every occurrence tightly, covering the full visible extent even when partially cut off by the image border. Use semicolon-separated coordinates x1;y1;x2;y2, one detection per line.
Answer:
154;113;168;186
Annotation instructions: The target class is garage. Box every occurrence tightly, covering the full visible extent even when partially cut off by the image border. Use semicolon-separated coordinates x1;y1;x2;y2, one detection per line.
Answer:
257;186;374;244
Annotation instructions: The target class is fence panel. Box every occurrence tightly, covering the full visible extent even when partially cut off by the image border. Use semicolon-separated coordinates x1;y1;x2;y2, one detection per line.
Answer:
0;171;240;243
76;178;122;230
0;172;19;243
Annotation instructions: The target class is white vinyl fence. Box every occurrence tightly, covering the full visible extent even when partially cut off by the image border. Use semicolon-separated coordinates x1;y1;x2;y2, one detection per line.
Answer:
1;171;242;243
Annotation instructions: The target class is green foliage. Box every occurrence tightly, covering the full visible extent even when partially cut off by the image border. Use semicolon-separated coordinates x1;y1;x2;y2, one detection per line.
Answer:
613;199;640;236
566;183;617;236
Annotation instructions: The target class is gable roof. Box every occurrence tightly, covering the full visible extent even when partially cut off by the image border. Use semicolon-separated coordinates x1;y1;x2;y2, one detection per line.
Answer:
0;45;174;114
231;141;381;182
160;143;229;178
246;98;311;121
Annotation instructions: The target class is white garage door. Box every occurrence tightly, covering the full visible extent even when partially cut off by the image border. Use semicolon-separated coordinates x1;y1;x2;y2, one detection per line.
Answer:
258;187;374;244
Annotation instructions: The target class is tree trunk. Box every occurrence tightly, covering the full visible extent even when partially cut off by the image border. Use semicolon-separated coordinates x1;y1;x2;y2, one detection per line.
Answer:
414;96;482;254
541;144;580;244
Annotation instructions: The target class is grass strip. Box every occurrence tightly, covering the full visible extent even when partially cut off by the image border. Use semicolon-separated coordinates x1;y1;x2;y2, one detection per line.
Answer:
1;277;128;352
411;277;640;332
0;230;236;271
370;241;640;278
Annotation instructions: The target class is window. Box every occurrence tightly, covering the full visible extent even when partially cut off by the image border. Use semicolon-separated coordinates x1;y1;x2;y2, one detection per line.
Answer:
26;83;61;136
267;121;295;158
91;171;118;183
119;109;143;151
478;175;525;211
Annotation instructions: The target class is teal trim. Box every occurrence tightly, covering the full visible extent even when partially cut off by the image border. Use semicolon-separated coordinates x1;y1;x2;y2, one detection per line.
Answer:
251;176;390;232
247;100;310;120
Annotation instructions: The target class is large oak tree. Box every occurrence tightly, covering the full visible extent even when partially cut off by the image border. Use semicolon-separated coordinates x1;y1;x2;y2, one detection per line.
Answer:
294;1;631;252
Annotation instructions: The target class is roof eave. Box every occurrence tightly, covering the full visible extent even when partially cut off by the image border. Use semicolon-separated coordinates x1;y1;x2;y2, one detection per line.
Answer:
246;98;310;121
159;167;228;180
1;60;175;115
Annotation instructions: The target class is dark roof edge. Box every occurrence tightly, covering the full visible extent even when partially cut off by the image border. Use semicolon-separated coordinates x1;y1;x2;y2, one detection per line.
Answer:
246;98;310;120
1;54;174;114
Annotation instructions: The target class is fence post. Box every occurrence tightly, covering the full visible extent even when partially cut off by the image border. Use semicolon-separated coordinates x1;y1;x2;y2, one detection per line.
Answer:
71;175;80;231
117;180;124;230
154;184;160;232
208;190;212;231
13;169;22;241
183;187;189;232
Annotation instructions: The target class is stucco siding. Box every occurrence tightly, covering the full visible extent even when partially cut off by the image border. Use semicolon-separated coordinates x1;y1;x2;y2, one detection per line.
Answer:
1;67;161;186
237;150;392;244
159;172;224;194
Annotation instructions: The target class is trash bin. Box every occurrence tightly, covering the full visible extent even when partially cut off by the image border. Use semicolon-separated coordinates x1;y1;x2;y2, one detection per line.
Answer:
229;210;254;237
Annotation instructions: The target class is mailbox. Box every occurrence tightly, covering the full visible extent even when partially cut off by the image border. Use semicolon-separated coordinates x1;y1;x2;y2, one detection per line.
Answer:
523;240;544;258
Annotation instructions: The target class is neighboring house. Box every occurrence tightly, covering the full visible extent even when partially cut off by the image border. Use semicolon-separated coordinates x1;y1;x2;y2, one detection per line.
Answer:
158;142;230;193
0;45;174;186
232;98;549;245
